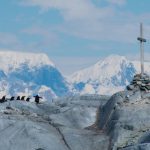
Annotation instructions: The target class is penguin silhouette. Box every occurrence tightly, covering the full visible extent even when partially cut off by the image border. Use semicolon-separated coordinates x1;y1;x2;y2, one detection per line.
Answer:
0;96;6;103
16;96;20;100
10;96;15;101
21;96;25;101
26;97;30;102
34;95;42;104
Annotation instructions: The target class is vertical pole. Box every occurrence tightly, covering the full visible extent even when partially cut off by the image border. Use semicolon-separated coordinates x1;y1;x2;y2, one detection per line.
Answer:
140;23;144;75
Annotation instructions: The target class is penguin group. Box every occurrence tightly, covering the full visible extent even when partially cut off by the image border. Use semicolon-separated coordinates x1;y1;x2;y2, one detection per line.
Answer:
0;95;42;104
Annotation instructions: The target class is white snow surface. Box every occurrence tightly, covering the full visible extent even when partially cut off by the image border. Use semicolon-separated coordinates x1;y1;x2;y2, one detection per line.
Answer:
0;51;55;73
0;51;69;100
70;55;126;82
0;95;109;150
70;55;150;95
0;51;149;97
81;84;96;95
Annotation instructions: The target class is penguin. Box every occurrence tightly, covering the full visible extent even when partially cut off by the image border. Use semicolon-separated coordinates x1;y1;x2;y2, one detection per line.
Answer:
0;96;6;103
26;97;30;102
2;96;6;101
16;96;20;100
10;96;15;101
21;96;25;101
34;95;42;104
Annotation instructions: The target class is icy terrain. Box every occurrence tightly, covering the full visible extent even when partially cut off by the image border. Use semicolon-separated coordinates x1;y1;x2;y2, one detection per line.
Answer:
0;51;149;99
98;89;150;150
0;51;70;100
0;95;110;150
0;88;150;150
70;55;150;95
0;51;55;73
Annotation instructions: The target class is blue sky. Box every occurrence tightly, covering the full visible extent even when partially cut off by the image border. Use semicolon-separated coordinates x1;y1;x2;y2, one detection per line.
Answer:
0;0;150;74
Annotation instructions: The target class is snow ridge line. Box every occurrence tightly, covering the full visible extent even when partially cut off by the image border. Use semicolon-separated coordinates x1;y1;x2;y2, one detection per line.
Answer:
50;122;72;150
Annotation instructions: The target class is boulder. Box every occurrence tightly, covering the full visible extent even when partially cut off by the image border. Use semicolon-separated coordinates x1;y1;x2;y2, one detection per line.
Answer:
127;74;150;92
127;85;134;91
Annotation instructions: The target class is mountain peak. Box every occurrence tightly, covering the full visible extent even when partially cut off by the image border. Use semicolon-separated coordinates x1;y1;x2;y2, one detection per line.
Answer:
0;51;55;73
70;55;142;95
0;50;70;99
103;54;126;62
70;55;129;83
97;55;126;66
95;54;126;64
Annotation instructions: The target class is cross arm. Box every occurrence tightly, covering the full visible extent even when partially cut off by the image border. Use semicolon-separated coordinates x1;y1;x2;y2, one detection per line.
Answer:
137;37;146;42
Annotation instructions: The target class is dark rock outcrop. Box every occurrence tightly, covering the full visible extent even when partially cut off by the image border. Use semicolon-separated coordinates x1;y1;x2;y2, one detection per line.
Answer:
127;73;150;91
98;74;150;149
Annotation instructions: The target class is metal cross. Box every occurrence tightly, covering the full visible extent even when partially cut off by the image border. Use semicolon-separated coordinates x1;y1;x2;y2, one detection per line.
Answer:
137;23;146;76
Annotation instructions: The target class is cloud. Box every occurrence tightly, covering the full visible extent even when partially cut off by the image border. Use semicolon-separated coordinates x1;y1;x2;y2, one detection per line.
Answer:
0;33;19;45
0;31;56;52
126;52;150;61
20;0;113;21
19;0;150;43
13;0;150;75
107;0;126;6
21;26;60;50
0;33;25;51
52;56;101;75
22;26;59;42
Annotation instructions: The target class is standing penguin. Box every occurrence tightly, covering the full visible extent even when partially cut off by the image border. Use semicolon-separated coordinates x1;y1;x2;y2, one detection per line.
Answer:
21;96;25;101
33;95;42;104
0;96;6;103
16;96;20;100
26;97;30;102
10;96;15;101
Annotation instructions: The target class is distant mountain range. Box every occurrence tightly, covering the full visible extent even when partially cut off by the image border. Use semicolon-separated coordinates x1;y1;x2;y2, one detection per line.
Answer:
69;55;150;95
0;51;149;99
0;51;70;100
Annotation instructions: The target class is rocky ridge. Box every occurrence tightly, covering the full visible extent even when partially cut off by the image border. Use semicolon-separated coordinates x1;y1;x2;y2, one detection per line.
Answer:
98;74;150;150
127;73;150;91
0;94;110;150
0;72;150;150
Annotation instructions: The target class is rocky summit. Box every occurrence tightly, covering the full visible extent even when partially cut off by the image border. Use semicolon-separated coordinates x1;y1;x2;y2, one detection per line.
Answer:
127;73;150;92
98;74;150;150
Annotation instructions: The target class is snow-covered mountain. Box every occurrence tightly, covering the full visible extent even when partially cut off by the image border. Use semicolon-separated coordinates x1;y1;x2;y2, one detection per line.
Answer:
0;51;70;100
70;55;150;95
0;51;55;73
0;52;149;98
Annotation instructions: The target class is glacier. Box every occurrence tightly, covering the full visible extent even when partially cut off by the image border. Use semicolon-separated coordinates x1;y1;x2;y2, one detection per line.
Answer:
70;55;150;95
0;51;70;100
0;51;149;99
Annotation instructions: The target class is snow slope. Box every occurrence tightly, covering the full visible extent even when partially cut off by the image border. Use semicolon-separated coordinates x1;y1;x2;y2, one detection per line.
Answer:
0;51;70;100
0;95;109;150
0;51;149;98
0;51;55;73
70;55;150;95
